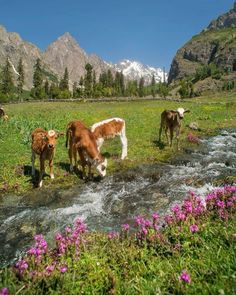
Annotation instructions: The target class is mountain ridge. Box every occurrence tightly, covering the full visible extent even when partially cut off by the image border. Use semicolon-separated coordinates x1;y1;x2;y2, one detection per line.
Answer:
0;27;164;89
168;2;236;83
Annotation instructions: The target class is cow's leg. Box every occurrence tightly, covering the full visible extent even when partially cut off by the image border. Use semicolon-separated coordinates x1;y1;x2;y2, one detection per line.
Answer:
49;158;54;179
169;128;174;147
159;122;163;142
31;150;36;176
120;129;128;160
165;127;170;146
39;157;45;188
73;146;78;170
78;149;86;179
176;127;181;150
68;144;74;172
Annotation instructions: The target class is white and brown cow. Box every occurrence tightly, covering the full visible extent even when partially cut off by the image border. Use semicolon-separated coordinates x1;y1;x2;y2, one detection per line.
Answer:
31;128;62;187
159;107;190;150
66;120;107;179
91;118;127;160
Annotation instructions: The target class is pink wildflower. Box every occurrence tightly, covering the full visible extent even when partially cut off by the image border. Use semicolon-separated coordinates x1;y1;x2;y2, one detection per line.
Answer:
45;265;55;273
15;259;28;274
171;204;181;214
144;219;152;227
164;215;173;225
108;231;118;239
180;270;191;283
152;212;159;220
141;227;148;236
216;200;225;208
190;224;199;233
60;266;68;273
0;288;9;295
122;224;130;231
135;215;145;226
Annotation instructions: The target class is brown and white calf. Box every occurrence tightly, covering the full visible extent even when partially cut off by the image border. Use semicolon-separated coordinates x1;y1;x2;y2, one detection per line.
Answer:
66;120;107;179
159;107;190;150
90;118;127;160
31;128;61;187
0;107;8;121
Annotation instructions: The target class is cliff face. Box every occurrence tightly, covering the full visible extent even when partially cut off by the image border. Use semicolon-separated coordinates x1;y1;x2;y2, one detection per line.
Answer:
168;3;236;83
43;33;111;86
0;26;43;89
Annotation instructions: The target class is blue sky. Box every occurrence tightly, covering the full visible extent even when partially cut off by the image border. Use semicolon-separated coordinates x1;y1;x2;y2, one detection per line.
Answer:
0;0;234;70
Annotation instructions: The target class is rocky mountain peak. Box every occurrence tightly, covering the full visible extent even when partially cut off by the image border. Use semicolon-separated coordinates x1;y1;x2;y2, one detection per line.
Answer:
168;2;236;84
207;2;236;30
114;59;167;84
56;32;77;45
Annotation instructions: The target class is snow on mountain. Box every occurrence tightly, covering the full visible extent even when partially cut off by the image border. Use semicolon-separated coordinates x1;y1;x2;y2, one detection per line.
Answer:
112;59;168;85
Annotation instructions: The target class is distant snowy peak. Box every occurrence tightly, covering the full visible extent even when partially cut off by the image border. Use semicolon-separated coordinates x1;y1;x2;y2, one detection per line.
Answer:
113;59;168;84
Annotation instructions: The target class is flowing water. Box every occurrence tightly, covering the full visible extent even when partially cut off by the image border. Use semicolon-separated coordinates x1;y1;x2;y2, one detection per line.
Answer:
0;129;236;266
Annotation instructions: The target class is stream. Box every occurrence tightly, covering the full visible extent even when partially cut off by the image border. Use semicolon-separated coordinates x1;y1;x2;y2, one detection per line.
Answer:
0;129;236;266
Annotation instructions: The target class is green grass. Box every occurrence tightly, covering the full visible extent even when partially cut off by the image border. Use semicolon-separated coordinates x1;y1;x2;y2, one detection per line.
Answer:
0;92;236;194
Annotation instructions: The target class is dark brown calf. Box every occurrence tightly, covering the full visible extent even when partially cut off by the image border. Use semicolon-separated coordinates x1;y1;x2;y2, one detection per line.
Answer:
159;107;190;150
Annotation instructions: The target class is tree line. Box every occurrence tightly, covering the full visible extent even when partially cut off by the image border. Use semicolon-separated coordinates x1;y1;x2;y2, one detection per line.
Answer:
0;57;169;102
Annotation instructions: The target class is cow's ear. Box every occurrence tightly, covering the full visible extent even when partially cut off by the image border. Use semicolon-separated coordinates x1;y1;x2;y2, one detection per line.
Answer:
184;109;190;113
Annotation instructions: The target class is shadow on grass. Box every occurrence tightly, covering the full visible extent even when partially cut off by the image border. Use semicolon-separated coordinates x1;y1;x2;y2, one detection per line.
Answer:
57;161;103;182
23;165;40;188
153;140;166;150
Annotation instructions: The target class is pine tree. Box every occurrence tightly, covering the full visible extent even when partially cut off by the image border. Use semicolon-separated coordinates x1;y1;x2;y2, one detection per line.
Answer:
44;80;50;97
17;58;24;100
107;69;113;87
92;70;96;89
84;63;93;97
32;58;43;98
151;74;156;98
1;58;14;95
59;67;69;91
138;77;145;97
73;82;77;98
120;72;125;96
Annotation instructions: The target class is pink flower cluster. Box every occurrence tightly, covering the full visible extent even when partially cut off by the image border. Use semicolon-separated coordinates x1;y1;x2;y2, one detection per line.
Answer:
169;192;205;226
206;186;236;220
187;132;200;144
15;259;28;275
15;218;87;278
134;212;159;241
55;218;87;256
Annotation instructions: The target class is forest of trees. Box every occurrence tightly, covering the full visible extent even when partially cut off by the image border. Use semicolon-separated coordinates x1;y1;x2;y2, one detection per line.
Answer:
0;57;169;102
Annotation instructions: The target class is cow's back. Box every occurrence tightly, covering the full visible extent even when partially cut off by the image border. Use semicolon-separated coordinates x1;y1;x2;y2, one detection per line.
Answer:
93;119;124;139
31;128;47;155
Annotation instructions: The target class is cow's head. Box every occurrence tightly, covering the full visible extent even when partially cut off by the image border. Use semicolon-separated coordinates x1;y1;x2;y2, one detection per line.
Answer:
176;108;190;119
43;130;63;149
93;157;107;177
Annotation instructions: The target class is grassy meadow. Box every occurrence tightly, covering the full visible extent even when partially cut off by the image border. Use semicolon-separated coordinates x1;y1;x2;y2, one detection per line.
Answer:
0;93;236;294
0;92;236;195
